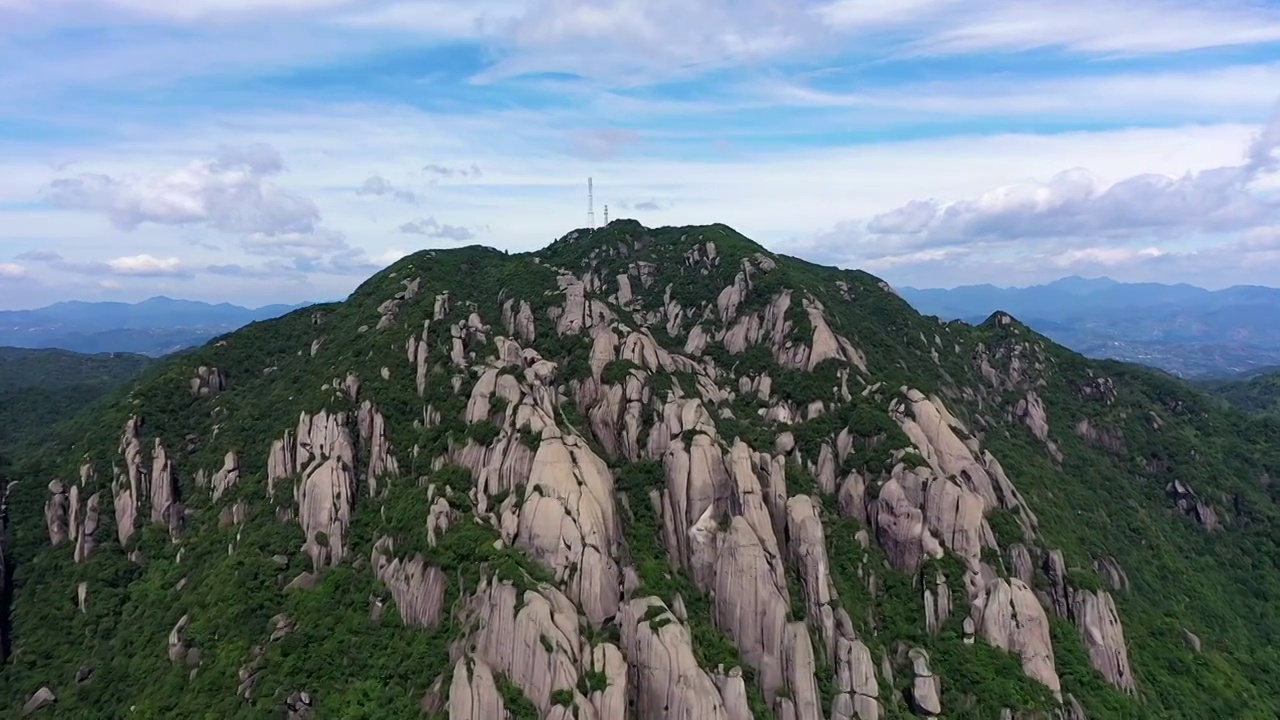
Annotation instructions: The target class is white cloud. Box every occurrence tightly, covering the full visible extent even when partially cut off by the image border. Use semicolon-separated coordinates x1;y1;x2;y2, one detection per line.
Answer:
801;109;1280;266
477;0;824;83
1046;246;1168;268
0;262;26;278
333;0;519;35
421;163;483;182
816;0;1280;56
755;63;1280;123
0;99;1273;304
371;248;409;265
106;254;184;276
399;217;476;241
17;249;191;278
355;174;420;204
45;143;320;236
910;1;1280;56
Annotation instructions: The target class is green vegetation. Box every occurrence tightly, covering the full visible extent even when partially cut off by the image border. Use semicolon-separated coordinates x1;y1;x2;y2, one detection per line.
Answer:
0;347;151;449
1;222;1278;719
1197;368;1280;417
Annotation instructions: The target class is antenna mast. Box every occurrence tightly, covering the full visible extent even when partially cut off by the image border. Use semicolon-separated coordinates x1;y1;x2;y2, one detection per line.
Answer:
604;204;609;225
587;177;595;229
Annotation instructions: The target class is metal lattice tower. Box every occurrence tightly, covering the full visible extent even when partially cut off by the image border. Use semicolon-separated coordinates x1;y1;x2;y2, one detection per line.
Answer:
587;177;595;229
604;205;609;225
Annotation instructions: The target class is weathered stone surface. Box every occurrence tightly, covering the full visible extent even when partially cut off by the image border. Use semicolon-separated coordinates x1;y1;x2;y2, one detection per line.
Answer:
371;537;447;630
620;597;732;719
972;578;1061;697
908;648;941;716
190;366;227;397
1070;590;1135;693
22;687;55;716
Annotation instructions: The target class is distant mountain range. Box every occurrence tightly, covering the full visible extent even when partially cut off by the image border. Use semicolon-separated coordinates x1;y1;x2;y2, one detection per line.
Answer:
6;279;1280;377
0;296;310;356
899;276;1280;378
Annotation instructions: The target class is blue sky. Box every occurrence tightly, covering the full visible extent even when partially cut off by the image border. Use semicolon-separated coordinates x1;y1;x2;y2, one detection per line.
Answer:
1;0;1279;309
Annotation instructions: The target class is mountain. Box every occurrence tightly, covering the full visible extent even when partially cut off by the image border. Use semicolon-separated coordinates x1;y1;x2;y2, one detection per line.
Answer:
3;220;1279;718
0;297;309;356
0;348;153;449
1195;366;1280;417
899;277;1280;377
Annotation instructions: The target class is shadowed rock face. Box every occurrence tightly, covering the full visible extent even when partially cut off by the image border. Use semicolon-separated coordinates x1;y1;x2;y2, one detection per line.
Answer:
8;221;1266;719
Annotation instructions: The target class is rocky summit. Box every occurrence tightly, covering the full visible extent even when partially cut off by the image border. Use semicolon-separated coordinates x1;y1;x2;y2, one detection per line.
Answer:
2;220;1279;719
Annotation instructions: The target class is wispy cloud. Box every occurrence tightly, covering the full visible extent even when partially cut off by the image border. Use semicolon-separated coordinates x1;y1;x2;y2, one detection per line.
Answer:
106;254;185;276
355;174;420;204
19;249;190;278
0;262;26;278
399;216;476;241
422;163;483;180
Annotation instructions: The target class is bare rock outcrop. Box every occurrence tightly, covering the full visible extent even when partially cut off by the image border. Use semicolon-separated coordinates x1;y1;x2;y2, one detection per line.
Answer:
150;439;182;537
168;614;191;664
1165;480;1220;531
190;366;228;397
22;687;56;716
972;578;1061;697
1070;590;1135;693
371;537;446;630
1015;391;1062;461
908;648;941;716
196;451;241;503
269;410;359;569
872;476;943;574
357;401;400;494
44;481;69;546
502;298;537;343
516;428;620;626
456;577;597;717
112;416;146;546
620;597;732;719
712;515;791;701
69;485;101;564
448;657;506;720
833;633;881;720
892;389;1038;537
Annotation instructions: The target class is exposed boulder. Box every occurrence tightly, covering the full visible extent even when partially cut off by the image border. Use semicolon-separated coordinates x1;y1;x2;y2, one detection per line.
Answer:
370;536;446;630
1070;590;1135;693
972;578;1061;697
22;687;55;716
908;648;941;716
620;597;732;719
516;427;620;627
43;481;69;546
1165;480;1220;532
448;657;506;720
190;366;228;397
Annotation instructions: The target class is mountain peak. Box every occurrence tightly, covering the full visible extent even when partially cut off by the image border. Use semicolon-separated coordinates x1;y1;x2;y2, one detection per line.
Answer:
3;221;1277;719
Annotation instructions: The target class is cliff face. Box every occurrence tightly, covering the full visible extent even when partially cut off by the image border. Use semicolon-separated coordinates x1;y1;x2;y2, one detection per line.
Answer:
3;221;1280;718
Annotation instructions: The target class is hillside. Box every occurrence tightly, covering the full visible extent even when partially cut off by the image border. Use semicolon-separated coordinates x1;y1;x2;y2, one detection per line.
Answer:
900;277;1280;377
0;348;153;449
2;220;1278;719
1196;367;1280;417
